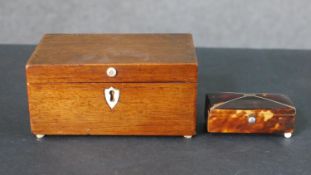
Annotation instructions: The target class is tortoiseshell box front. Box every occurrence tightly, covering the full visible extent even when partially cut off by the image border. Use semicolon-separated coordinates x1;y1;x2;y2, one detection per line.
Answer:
206;92;296;138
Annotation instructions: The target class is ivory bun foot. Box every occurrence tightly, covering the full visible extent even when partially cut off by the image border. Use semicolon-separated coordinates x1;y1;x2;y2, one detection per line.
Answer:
184;135;192;139
35;134;45;139
284;132;292;138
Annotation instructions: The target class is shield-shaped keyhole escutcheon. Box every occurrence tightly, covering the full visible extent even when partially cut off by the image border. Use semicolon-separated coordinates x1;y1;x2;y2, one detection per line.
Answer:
104;87;120;109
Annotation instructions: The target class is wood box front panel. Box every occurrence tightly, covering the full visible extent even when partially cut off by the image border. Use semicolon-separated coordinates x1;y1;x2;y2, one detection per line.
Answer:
207;109;295;134
27;83;197;136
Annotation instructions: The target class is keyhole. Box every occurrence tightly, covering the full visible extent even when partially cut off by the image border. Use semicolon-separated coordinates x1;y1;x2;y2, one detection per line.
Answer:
109;90;115;102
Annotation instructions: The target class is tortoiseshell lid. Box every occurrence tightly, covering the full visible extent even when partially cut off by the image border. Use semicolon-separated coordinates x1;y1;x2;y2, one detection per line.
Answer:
207;92;296;115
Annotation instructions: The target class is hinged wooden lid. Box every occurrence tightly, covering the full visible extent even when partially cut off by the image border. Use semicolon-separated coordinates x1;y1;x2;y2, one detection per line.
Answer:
207;92;296;115
26;34;198;83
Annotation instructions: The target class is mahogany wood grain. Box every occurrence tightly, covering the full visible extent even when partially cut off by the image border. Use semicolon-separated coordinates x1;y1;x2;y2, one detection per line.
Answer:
26;64;197;83
26;34;197;83
26;34;198;136
28;83;197;136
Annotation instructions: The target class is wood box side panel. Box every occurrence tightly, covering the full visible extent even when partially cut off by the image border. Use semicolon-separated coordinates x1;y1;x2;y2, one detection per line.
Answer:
207;109;295;134
27;83;197;136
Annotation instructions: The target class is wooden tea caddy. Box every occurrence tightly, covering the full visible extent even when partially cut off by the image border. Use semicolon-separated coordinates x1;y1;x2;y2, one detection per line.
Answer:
26;34;198;138
206;92;296;138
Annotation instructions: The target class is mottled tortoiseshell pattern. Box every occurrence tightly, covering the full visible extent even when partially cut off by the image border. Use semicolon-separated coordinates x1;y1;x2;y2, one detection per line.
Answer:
207;92;296;134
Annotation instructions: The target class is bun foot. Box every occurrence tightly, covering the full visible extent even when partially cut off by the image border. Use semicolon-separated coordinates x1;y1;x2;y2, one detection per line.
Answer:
184;135;192;139
284;132;292;138
36;134;45;139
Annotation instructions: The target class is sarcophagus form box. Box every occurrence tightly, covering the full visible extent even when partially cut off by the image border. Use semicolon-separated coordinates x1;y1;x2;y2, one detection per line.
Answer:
207;92;296;138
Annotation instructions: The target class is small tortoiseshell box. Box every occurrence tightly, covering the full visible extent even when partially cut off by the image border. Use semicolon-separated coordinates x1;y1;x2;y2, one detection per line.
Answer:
206;92;296;138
